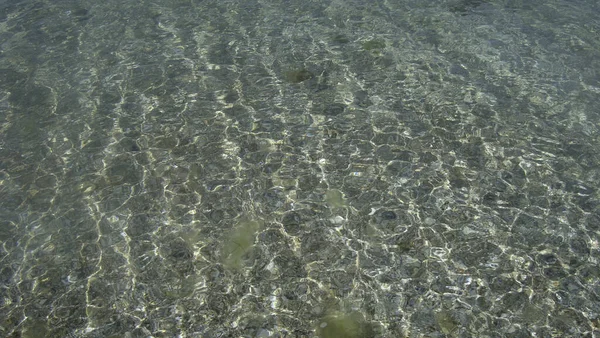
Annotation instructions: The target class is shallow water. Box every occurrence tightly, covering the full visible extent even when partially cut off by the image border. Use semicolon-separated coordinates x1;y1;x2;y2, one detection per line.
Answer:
0;0;599;337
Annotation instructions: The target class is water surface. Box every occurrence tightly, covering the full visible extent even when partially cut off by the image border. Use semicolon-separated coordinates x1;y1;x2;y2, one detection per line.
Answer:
1;0;599;336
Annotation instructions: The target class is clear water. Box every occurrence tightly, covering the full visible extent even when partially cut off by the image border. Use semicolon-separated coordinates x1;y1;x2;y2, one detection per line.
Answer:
1;0;599;337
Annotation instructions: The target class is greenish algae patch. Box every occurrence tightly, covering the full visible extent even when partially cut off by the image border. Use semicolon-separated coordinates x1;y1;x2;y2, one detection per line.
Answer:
325;189;347;208
435;310;459;335
284;68;314;83
221;219;262;270
362;38;386;51
316;311;372;338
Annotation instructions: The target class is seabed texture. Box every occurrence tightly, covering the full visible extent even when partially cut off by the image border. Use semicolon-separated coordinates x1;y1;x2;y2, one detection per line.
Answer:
0;0;599;337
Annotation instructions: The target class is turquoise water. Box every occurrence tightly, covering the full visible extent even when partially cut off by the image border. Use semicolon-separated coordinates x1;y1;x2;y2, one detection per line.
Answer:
0;0;599;337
